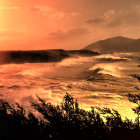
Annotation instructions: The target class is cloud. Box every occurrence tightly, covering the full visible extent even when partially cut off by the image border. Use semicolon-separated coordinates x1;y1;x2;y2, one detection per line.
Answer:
31;5;79;19
86;10;122;27
31;5;64;18
86;7;140;28
0;7;20;10
86;17;105;24
47;28;89;40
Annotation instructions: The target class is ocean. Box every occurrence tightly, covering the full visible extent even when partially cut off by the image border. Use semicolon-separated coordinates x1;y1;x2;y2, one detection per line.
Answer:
0;52;140;119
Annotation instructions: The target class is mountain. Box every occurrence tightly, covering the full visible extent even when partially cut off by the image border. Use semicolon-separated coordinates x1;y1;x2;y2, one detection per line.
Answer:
83;36;140;53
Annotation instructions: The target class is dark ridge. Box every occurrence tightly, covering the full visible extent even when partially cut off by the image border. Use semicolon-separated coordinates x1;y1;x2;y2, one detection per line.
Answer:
96;57;128;63
0;49;69;64
0;49;99;64
67;49;99;56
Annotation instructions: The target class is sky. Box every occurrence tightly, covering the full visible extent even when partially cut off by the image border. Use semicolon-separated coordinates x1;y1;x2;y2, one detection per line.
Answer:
0;0;140;50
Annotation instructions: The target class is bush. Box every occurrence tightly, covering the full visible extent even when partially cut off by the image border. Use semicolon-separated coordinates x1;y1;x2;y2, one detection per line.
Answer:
0;93;140;140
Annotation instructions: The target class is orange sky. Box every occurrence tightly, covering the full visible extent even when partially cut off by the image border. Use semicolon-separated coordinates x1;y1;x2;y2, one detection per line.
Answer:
0;0;140;50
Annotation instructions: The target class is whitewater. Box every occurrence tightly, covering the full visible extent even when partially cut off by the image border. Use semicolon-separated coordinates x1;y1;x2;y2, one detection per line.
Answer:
0;52;140;119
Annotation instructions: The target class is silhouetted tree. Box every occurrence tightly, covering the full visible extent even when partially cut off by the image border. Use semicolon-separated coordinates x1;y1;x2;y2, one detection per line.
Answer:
127;74;140;128
127;93;140;128
0;92;140;140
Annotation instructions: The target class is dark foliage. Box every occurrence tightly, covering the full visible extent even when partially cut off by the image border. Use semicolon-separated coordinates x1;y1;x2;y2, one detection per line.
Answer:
0;91;140;140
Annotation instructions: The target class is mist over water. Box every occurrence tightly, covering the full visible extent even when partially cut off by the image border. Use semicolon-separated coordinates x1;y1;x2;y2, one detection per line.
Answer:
0;53;140;119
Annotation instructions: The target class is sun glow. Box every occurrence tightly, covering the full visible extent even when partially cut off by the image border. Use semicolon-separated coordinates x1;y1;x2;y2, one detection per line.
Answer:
0;1;5;28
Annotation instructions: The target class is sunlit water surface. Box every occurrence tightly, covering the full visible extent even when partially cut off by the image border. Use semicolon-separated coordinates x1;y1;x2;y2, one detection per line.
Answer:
0;53;140;120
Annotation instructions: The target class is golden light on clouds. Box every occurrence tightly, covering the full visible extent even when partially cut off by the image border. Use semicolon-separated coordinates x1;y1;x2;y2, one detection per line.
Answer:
0;0;139;50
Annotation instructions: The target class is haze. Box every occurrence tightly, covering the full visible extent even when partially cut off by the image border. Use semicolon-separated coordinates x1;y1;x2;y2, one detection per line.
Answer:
0;0;140;50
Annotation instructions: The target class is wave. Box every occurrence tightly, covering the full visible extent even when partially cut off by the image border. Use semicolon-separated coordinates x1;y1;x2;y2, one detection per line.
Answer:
89;63;122;77
57;56;95;66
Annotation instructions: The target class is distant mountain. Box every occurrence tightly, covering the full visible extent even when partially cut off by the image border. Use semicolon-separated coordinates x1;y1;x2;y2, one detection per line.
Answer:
83;36;140;53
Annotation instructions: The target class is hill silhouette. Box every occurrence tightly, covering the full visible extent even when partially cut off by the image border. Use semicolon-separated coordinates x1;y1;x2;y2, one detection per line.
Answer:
0;49;99;64
83;36;140;53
